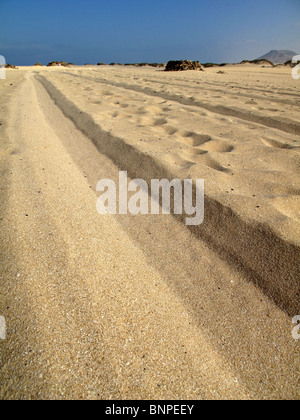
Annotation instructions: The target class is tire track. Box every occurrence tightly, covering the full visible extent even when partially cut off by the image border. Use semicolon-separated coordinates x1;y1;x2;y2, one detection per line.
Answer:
36;73;300;316
62;71;300;135
91;71;300;106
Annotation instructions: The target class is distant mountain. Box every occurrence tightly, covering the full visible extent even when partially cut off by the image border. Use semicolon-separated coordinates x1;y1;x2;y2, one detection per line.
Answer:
256;50;298;64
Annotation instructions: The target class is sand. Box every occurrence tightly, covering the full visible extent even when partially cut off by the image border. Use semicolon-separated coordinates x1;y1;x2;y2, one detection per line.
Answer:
0;65;299;400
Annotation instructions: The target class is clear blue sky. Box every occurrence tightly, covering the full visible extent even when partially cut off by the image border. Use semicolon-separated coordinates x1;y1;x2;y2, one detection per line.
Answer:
1;0;299;65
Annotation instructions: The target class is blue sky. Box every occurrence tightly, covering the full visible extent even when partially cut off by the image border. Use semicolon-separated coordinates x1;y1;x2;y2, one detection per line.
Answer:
1;0;299;65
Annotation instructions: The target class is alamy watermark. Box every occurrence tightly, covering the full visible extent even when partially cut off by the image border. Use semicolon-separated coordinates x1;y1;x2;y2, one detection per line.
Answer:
0;316;6;340
292;55;300;80
0;55;6;80
292;316;300;341
96;171;204;226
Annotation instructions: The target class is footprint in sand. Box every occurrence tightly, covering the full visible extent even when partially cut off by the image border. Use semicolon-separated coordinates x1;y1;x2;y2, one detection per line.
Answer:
153;118;168;126
159;125;178;135
165;153;196;170
137;105;163;115
179;148;230;173
175;131;234;173
218;117;234;123
136;116;169;129
180;132;212;147
245;100;258;105
203;139;234;153
271;196;300;222
180;132;234;152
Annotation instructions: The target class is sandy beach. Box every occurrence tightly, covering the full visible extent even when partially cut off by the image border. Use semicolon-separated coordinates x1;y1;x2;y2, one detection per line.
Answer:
0;64;299;399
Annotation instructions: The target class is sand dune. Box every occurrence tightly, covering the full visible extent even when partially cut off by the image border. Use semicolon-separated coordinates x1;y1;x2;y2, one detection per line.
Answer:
0;65;299;400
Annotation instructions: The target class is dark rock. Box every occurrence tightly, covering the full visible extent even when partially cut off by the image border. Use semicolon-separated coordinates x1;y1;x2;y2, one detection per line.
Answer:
165;60;203;72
